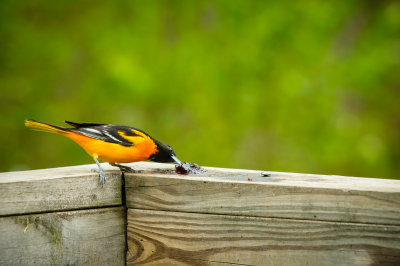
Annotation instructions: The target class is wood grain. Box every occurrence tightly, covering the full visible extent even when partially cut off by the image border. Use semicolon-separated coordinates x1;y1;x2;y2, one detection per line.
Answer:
0;164;122;216
0;206;126;266
2;162;400;265
125;169;400;225
127;209;400;266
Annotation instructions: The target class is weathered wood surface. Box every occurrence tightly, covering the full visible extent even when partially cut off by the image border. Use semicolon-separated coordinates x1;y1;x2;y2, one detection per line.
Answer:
2;162;400;265
124;163;400;225
0;164;122;216
127;209;400;266
0;206;126;266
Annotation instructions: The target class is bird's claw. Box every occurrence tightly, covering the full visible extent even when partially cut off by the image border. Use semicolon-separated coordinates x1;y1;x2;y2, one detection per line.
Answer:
113;164;142;173
93;157;107;187
91;167;106;186
99;170;106;187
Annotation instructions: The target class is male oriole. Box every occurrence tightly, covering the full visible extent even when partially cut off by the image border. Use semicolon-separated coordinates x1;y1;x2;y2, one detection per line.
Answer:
25;119;181;186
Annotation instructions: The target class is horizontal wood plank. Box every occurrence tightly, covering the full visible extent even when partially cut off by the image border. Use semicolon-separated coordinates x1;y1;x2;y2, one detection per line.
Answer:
0;207;126;266
125;163;400;225
0;164;122;216
127;209;400;266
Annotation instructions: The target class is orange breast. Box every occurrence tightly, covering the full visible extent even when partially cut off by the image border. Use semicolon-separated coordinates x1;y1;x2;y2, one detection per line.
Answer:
64;131;158;164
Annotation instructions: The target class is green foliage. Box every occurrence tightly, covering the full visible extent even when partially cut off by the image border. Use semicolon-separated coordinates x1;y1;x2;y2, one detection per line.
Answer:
1;0;399;179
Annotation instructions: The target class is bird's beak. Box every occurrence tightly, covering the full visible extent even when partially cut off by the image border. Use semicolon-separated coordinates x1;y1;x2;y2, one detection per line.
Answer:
171;154;182;165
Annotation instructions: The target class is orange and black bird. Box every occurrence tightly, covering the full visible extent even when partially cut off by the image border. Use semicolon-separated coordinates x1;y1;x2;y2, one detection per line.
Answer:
25;119;181;186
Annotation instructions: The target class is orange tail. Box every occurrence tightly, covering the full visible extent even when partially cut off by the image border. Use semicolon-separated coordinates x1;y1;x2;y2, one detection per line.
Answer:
25;119;68;134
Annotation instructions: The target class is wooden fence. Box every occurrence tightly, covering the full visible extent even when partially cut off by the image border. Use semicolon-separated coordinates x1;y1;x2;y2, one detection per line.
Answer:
1;162;399;265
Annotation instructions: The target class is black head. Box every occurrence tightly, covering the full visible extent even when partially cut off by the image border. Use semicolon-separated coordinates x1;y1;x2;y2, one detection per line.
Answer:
150;140;181;164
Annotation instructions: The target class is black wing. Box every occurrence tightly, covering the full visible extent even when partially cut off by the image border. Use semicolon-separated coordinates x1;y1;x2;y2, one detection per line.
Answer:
65;120;107;128
71;124;143;147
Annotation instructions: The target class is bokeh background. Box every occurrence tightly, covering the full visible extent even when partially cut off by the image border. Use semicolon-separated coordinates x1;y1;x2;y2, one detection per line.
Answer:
1;0;399;179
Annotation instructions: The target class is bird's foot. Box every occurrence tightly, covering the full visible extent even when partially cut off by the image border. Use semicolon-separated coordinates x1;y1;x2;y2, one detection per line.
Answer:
92;157;107;187
99;169;106;187
112;163;142;173
91;168;107;186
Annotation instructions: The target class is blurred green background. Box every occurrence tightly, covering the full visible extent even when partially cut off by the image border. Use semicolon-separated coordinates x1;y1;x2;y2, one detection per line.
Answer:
0;0;399;179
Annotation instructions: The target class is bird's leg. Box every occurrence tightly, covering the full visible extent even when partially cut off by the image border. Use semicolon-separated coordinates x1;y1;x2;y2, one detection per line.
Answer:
110;163;138;173
93;157;106;187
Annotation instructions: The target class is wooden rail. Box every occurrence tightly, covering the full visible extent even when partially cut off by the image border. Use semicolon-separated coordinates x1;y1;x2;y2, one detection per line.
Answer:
1;163;399;265
0;164;124;265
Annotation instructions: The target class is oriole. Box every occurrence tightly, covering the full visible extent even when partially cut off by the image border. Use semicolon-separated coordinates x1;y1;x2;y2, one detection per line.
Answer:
25;119;181;186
